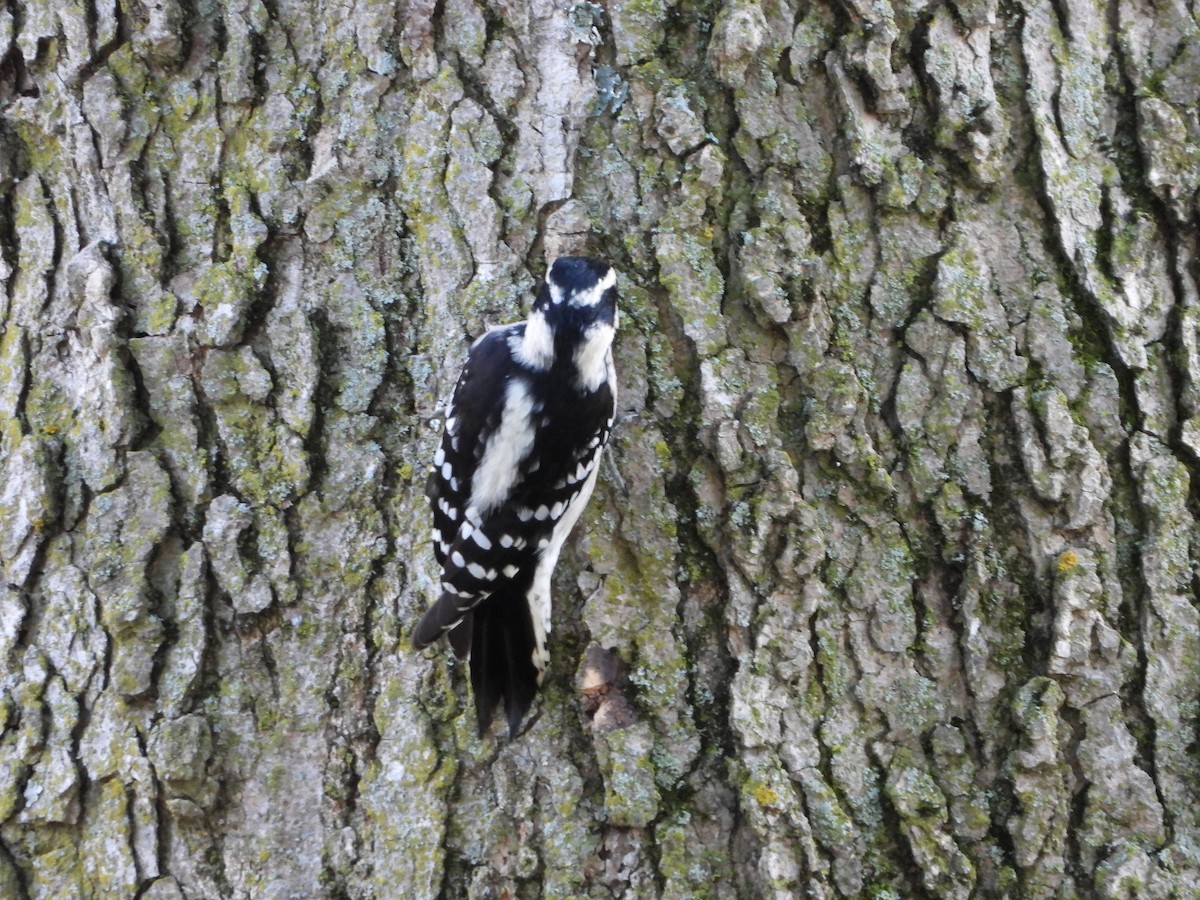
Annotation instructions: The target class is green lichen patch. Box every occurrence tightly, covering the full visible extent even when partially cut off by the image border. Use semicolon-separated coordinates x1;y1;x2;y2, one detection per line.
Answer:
886;748;976;898
201;347;311;508
130;333;211;518
595;722;660;827
655;230;728;359
81;452;171;696
0;436;59;587
0;326;29;452
194;260;266;349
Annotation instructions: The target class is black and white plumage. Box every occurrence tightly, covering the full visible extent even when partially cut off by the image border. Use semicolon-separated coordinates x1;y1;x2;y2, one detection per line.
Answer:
414;257;618;737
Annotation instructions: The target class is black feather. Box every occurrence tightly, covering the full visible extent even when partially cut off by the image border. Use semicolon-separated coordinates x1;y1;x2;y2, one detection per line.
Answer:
468;588;539;738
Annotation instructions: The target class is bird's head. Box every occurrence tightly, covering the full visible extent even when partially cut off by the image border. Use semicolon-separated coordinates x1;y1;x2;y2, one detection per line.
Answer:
519;257;618;381
537;257;617;332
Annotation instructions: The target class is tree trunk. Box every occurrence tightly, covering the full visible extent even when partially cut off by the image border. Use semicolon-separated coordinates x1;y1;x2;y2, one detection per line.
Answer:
2;0;1199;896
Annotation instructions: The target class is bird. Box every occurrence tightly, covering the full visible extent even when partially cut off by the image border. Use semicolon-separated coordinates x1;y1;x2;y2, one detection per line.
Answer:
413;257;618;737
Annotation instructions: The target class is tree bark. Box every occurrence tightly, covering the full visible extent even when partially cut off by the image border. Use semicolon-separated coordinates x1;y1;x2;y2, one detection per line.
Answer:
2;0;1199;896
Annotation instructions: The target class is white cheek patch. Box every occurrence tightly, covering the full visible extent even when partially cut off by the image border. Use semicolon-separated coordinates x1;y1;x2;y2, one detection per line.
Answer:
575;323;615;392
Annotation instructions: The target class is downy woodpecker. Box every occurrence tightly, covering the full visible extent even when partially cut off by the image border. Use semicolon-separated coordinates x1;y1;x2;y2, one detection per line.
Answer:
414;257;618;737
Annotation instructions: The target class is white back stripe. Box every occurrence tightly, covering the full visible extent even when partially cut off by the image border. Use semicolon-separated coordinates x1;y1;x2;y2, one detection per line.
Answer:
471;379;536;513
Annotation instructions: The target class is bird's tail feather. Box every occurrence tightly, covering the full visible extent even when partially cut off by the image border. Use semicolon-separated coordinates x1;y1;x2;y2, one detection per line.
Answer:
413;589;539;738
469;590;538;738
412;592;472;650
447;614;472;658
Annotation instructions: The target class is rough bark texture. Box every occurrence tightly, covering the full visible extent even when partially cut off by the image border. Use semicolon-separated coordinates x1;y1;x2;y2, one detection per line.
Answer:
1;0;1199;896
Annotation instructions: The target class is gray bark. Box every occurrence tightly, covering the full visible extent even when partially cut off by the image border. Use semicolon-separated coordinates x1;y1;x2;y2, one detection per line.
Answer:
1;0;1199;896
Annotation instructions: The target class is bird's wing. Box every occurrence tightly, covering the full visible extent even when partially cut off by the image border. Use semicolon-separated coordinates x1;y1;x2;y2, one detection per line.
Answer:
418;328;547;647
425;328;511;571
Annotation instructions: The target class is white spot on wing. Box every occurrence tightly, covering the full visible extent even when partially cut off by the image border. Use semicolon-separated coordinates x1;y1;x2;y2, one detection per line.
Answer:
503;564;519;577
471;529;492;550
451;551;466;568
